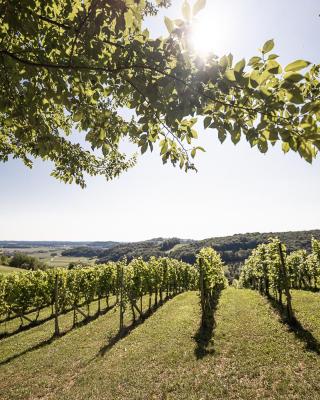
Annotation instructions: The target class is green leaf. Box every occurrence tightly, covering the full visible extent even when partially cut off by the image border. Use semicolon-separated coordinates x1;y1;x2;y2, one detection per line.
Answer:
234;59;246;73
124;10;133;29
284;72;305;83
164;17;174;33
190;128;198;138
141;143;148;154
182;1;191;20
99;129;106;140
219;55;228;69
285;60;311;72
218;129;227;143
268;130;279;141
203;116;211;129
73;112;83;122
257;139;268;153
248;56;261;66
282;142;290;153
266;60;281;74
225;69;236;81
193;0;206;16
196;146;206;152
231;130;241;144
249;70;260;87
262;39;274;54
160;140;168;155
287;90;304;104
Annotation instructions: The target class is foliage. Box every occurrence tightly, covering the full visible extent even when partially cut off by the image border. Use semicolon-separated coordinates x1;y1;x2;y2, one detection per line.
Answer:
0;253;9;265
0;256;197;320
197;247;226;291
286;237;320;290
231;278;239;288
62;246;104;258
1;0;320;186
95;230;320;270
9;252;46;270
240;238;283;296
196;247;226;328
239;236;297;322
159;238;181;251
240;237;320;294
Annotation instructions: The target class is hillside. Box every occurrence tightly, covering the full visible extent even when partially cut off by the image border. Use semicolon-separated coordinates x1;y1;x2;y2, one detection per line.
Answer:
2;230;319;276
88;230;320;266
1;288;320;399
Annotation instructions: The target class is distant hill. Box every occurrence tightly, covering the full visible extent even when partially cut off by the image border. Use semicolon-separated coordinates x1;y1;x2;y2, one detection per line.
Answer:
168;230;320;264
61;238;193;260
2;231;320;269
90;230;320;265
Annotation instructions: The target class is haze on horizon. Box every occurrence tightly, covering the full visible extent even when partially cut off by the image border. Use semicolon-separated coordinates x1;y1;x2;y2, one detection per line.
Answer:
0;0;319;242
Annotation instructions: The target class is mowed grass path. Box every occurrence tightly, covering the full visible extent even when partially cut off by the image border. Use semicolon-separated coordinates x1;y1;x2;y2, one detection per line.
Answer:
1;289;320;400
0;265;25;274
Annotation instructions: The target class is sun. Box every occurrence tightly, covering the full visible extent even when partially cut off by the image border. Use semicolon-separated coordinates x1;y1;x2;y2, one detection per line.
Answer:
189;13;229;59
189;20;213;58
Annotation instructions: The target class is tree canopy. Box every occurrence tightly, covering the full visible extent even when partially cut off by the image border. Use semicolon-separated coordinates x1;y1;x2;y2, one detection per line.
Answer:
1;0;319;186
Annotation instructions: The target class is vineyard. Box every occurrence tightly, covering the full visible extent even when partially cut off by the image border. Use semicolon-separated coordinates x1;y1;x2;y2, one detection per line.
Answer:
0;249;226;338
239;236;320;324
1;241;320;399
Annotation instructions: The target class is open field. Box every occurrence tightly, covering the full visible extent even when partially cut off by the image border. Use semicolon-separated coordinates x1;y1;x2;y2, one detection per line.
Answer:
0;265;25;274
0;246;95;268
1;288;320;400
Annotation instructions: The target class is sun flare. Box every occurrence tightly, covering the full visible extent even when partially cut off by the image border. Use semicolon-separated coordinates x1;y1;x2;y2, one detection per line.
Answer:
190;20;215;58
189;13;229;59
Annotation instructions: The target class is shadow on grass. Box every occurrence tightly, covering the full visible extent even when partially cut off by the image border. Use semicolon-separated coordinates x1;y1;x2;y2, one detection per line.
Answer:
193;291;222;360
267;295;320;355
0;304;115;366
98;293;176;357
0;313;55;340
0;299;113;341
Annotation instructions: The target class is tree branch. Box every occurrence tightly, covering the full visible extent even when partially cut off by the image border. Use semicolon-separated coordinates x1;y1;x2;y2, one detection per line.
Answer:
124;75;191;161
0;49;293;124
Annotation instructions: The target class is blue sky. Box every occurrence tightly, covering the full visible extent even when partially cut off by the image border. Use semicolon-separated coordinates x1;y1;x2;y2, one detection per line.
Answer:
0;0;319;241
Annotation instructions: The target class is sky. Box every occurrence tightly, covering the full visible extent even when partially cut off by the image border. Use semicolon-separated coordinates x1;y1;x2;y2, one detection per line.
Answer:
0;0;319;241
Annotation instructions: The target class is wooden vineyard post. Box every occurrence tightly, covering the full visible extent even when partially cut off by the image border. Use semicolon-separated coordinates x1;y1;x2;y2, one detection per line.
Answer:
54;274;60;337
278;242;295;323
119;264;124;333
98;291;101;314
73;302;77;327
199;258;206;328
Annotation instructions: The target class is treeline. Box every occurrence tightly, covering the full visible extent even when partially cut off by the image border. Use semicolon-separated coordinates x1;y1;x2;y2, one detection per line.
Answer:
62;238;186;260
170;230;320;264
62;247;104;258
0;253;46;270
60;231;320;271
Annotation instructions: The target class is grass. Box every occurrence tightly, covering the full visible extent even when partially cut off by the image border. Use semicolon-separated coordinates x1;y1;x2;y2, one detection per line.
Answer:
49;256;95;267
0;246;95;268
0;265;25;274
1;289;320;399
29;249;95;267
0;295;116;337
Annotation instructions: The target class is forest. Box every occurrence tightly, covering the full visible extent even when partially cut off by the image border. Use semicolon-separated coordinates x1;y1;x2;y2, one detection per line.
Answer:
60;230;320;265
